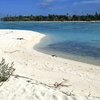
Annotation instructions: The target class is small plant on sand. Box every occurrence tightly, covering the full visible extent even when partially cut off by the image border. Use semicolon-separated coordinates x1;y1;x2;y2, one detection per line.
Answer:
0;58;15;82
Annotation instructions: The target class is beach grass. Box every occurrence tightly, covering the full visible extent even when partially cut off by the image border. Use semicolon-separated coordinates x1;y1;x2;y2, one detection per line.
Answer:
0;58;15;82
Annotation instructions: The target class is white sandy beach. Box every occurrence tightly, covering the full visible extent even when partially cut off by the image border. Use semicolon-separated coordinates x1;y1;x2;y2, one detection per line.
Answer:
0;29;100;100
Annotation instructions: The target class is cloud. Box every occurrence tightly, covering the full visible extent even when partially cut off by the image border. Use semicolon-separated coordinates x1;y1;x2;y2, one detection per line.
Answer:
73;0;100;5
40;0;56;7
81;0;100;4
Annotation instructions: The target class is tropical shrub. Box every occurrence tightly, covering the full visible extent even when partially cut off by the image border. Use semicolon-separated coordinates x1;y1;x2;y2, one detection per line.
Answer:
0;58;15;82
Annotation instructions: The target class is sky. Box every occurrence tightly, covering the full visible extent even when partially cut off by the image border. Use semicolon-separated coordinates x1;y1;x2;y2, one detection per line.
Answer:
0;0;100;16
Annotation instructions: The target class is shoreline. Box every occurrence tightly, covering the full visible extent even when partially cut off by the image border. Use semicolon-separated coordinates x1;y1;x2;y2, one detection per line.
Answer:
1;20;100;23
35;46;100;66
0;29;100;100
34;34;100;66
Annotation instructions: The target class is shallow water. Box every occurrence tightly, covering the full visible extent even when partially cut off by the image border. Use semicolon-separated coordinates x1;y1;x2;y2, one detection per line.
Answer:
0;21;100;65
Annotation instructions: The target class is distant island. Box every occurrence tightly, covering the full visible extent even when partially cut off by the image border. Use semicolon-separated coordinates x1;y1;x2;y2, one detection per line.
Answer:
1;12;100;21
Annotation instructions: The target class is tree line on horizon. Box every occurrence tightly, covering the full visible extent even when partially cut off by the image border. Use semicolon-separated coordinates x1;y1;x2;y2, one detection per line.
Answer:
1;13;100;21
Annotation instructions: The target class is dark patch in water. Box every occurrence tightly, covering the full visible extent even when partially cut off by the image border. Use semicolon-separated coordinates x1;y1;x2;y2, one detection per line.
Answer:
48;41;100;59
91;40;100;42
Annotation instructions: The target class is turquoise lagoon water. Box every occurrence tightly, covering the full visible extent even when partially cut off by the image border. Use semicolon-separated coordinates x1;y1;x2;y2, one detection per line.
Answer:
0;22;100;65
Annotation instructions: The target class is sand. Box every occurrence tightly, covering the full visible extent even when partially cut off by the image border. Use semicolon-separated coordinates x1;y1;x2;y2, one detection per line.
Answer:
0;29;100;100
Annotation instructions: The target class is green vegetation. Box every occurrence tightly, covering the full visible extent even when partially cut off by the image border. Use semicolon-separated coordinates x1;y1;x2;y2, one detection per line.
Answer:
0;58;15;82
1;13;100;21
